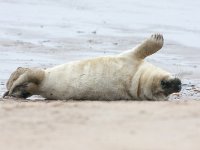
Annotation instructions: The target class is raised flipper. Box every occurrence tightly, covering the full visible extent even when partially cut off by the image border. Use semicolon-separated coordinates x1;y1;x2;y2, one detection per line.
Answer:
121;33;164;59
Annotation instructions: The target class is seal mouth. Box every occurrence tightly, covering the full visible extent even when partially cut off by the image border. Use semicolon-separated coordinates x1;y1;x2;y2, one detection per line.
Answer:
161;78;182;96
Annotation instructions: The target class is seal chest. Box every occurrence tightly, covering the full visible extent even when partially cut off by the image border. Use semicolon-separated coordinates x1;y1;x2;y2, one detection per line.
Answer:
39;57;137;100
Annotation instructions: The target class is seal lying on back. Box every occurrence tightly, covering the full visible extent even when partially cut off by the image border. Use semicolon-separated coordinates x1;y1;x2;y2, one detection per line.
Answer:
3;34;181;101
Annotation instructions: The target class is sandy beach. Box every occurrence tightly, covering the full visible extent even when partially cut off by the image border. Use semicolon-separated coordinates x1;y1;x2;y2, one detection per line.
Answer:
0;99;200;150
0;0;200;149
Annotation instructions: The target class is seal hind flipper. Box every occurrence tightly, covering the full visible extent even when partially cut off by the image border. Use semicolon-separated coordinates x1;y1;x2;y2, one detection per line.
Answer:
8;68;45;97
2;91;9;98
6;67;30;90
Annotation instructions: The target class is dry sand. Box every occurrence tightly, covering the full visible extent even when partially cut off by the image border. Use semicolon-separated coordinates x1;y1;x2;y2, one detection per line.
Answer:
0;99;200;150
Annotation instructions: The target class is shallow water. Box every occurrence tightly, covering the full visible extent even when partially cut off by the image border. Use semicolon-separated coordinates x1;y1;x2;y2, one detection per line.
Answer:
1;0;200;47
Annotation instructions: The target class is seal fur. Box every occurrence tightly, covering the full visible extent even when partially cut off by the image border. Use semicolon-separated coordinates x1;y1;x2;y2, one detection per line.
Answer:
3;34;181;100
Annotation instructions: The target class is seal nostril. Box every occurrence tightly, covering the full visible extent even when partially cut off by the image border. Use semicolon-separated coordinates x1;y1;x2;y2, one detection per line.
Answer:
178;85;182;91
176;85;181;92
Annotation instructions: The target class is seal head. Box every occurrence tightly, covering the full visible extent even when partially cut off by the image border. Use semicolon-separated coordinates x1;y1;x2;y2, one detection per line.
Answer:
161;78;181;96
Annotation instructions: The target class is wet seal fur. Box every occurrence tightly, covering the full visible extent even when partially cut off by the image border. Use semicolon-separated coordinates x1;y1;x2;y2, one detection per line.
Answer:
3;34;181;101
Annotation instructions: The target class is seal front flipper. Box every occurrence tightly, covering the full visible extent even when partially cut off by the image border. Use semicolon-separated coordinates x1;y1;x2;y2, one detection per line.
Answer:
121;33;164;60
133;33;164;59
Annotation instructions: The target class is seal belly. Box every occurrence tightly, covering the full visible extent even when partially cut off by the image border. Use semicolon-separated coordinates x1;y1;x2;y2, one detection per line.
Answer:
39;57;133;100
